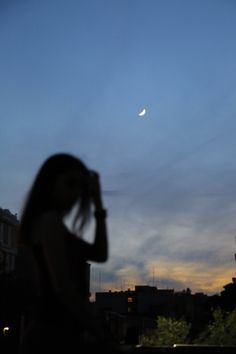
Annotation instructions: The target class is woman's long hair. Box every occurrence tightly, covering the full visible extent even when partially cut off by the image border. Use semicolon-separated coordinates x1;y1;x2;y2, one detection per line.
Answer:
18;153;91;245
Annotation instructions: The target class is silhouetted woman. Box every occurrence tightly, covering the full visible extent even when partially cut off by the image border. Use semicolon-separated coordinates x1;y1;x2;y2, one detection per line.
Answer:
17;153;109;353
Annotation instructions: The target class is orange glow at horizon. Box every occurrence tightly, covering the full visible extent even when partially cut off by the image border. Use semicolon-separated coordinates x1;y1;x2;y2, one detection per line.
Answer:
92;260;235;296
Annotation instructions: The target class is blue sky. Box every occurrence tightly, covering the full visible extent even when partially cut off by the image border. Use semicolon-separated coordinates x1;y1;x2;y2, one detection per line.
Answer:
1;0;236;297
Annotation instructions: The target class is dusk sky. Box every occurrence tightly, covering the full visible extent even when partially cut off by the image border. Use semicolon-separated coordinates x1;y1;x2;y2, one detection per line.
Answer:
1;0;236;298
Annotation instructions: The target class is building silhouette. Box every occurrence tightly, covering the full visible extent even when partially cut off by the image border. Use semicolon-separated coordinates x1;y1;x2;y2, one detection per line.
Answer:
95;285;210;344
0;208;20;351
0;208;18;275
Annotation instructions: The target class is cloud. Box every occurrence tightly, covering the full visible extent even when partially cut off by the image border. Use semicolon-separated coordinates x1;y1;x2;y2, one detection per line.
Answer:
91;253;235;297
89;192;236;297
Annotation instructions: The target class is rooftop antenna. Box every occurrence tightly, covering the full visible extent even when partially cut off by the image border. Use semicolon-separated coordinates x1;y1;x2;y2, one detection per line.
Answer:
152;266;156;286
234;236;236;263
98;270;101;292
120;278;123;291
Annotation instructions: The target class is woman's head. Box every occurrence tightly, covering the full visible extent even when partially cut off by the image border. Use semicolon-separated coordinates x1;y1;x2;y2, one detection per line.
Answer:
18;153;92;244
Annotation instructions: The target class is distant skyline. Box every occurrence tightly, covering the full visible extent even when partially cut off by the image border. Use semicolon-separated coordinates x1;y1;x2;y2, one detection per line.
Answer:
1;0;236;296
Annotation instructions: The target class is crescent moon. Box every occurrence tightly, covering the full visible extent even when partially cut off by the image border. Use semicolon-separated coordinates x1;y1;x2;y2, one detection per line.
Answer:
138;108;146;117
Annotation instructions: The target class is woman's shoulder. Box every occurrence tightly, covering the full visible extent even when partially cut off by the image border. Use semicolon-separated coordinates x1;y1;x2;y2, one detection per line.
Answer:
35;210;63;229
32;211;64;244
39;210;61;223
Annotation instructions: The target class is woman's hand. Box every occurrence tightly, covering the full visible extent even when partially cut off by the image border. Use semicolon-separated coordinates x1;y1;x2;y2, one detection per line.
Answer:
88;170;108;262
89;171;103;210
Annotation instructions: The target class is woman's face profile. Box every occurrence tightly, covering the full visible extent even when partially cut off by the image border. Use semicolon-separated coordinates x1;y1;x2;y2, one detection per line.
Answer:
52;170;84;212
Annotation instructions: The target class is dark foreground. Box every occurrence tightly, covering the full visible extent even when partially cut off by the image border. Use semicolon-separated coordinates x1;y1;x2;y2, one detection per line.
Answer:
131;345;236;354
1;342;236;354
